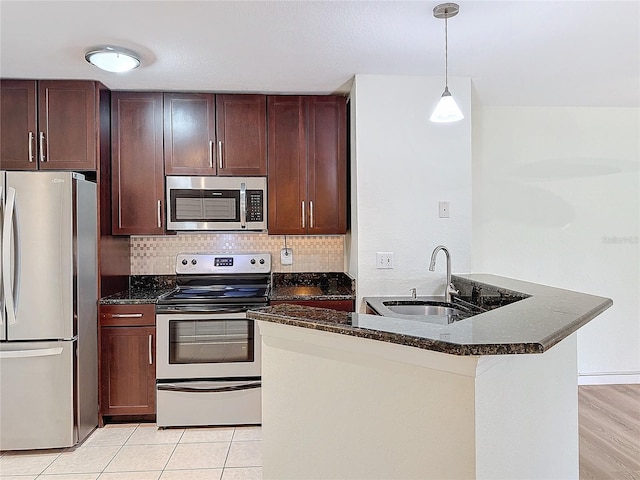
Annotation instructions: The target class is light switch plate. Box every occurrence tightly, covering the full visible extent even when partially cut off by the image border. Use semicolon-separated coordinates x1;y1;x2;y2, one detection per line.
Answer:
439;201;450;218
280;248;293;265
376;252;394;269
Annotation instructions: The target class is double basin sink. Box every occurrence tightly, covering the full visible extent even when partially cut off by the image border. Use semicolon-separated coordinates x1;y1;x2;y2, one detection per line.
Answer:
366;280;530;325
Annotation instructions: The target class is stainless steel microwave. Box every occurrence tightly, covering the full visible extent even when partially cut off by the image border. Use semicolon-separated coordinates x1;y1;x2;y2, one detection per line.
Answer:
166;176;267;231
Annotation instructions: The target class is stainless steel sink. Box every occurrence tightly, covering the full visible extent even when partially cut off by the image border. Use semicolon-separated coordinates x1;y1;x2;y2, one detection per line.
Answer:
384;303;463;316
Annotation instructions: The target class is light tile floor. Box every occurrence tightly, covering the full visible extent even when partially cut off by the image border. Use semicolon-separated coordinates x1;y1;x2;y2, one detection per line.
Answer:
0;424;262;480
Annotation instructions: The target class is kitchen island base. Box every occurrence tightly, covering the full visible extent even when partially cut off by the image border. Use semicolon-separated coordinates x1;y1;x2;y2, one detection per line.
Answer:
258;321;578;480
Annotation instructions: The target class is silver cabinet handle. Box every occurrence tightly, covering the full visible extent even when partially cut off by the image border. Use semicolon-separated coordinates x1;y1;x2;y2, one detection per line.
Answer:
157;200;162;228
208;140;214;168
28;132;34;162
148;334;153;365
39;132;46;162
310;200;314;229
218;141;223;169
108;313;143;318
301;201;305;229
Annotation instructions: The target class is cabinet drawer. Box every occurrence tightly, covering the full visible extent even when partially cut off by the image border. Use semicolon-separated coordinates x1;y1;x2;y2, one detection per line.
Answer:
99;304;155;327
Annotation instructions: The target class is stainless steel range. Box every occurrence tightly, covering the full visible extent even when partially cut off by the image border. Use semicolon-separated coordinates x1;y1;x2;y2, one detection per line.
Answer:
155;253;270;427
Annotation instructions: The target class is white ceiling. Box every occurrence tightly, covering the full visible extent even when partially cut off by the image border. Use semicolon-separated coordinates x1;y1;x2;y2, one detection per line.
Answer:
1;1;638;107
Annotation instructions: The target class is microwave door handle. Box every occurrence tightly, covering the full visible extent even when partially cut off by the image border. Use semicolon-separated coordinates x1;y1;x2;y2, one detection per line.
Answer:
240;182;247;228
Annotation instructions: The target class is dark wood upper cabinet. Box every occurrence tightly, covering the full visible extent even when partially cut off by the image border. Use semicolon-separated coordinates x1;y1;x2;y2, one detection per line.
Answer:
163;93;267;176
0;79;99;171
267;95;347;235
111;92;165;235
0;80;38;170
216;94;267;176
306;96;347;234
163;93;216;175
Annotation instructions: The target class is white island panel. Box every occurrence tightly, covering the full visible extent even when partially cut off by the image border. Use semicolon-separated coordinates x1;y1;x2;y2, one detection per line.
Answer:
259;321;579;480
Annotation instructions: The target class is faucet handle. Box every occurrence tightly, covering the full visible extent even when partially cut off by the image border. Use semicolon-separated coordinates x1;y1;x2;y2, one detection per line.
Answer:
410;288;417;299
447;283;459;297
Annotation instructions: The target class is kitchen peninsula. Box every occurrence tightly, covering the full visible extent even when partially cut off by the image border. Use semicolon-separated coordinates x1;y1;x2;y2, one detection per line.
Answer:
248;274;612;480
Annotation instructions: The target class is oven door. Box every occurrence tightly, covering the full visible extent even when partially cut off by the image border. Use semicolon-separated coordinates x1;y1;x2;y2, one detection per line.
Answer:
156;311;261;380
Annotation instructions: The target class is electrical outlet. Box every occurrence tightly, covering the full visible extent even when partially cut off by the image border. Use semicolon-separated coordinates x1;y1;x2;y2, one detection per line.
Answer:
376;252;394;269
439;201;450;218
280;248;293;265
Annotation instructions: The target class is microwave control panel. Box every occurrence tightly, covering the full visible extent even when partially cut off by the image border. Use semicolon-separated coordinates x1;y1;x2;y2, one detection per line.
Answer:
247;190;264;222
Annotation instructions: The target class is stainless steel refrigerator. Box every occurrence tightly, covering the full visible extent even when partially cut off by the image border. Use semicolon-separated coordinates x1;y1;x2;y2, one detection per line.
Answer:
0;171;98;450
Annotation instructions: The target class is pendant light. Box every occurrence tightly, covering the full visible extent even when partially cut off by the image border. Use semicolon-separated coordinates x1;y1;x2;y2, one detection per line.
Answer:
85;46;140;73
430;3;464;123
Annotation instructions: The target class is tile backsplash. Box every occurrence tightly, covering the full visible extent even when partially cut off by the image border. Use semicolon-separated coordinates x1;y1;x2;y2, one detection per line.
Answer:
130;233;345;275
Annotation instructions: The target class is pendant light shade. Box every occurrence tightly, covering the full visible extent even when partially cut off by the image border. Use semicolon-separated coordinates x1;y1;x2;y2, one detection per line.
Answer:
430;3;463;123
85;46;140;73
430;86;464;123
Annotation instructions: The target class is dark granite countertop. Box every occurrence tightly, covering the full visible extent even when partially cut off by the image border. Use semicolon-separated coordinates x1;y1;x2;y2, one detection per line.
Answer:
270;272;355;301
100;272;356;305
248;274;613;356
99;276;176;305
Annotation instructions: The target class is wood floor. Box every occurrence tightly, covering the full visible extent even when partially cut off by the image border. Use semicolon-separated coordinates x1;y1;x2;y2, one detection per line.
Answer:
579;384;640;479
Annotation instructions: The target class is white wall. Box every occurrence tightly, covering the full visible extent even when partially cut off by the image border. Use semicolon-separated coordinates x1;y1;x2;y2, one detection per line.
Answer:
348;75;472;309
472;106;640;383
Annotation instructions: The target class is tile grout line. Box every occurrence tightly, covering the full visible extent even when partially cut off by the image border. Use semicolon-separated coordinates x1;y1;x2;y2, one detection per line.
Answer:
96;423;141;477
219;426;237;476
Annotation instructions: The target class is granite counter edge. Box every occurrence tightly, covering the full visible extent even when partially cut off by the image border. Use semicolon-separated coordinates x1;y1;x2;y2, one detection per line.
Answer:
248;307;545;356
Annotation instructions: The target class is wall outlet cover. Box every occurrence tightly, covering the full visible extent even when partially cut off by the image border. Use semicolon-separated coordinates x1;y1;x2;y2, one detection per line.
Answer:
280;248;293;265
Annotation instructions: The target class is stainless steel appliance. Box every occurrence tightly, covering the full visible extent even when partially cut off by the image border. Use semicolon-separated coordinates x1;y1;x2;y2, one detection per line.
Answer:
166;176;267;231
155;253;270;427
0;171;98;450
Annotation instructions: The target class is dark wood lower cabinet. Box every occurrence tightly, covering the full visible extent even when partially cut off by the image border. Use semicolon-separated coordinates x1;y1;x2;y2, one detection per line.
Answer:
99;304;156;425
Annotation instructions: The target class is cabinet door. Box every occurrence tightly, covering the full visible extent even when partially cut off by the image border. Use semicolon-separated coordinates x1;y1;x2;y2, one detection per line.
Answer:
38;80;97;171
164;93;216;175
307;96;347;234
216;94;267;176
0;80;38;170
100;325;156;416
111;92;165;235
267;96;308;235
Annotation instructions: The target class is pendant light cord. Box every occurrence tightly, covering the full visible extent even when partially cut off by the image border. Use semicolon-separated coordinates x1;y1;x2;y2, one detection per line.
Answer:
444;13;449;89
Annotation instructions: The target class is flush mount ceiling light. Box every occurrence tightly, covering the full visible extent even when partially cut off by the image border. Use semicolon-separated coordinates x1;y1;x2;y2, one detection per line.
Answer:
85;46;140;73
430;3;464;123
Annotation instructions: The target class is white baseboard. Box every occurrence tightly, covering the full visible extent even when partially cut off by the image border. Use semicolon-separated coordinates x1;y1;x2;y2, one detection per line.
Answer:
578;372;640;385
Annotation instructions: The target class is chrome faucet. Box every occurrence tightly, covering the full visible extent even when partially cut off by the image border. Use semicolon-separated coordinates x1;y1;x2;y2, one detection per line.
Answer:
429;245;459;302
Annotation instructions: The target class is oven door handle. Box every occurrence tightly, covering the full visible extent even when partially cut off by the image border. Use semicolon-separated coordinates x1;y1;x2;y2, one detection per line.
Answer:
157;381;261;393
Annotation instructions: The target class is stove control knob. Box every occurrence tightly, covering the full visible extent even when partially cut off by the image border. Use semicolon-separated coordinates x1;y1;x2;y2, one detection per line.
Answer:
191;259;197;265
181;259;188;266
250;258;256;265
259;258;265;264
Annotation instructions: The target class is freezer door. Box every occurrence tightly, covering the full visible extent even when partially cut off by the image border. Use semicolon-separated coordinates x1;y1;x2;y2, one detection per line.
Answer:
0;341;75;450
5;171;83;340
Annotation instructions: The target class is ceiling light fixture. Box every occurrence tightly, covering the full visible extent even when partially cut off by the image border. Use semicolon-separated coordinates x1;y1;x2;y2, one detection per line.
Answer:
430;3;464;123
85;46;140;73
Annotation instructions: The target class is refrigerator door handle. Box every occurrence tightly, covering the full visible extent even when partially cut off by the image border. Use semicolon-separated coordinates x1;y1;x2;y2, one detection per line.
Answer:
0;184;3;327
2;186;20;326
0;347;64;359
